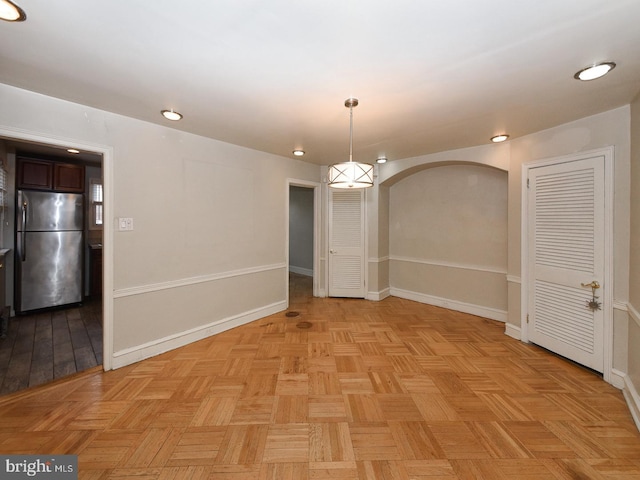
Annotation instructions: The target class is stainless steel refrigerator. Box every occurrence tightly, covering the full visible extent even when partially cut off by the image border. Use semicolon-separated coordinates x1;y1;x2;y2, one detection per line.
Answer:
16;190;84;313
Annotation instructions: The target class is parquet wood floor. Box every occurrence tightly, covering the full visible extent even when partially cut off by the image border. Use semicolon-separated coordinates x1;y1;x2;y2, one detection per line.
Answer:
0;273;639;479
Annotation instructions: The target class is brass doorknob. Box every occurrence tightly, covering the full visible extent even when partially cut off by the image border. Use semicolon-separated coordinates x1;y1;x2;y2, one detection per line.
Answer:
581;281;600;289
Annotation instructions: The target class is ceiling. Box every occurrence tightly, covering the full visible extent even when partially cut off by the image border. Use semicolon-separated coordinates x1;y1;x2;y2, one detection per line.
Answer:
1;0;640;166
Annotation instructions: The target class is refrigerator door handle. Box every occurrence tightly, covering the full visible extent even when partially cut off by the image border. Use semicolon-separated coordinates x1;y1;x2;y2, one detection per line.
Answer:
20;201;27;261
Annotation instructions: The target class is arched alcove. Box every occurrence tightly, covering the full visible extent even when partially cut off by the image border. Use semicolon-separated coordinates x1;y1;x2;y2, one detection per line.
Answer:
378;142;509;185
375;155;509;321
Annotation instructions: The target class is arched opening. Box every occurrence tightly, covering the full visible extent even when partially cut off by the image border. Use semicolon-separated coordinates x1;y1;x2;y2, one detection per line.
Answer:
384;162;509;321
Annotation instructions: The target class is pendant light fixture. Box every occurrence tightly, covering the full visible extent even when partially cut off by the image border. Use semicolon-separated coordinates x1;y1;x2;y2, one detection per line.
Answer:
328;98;374;189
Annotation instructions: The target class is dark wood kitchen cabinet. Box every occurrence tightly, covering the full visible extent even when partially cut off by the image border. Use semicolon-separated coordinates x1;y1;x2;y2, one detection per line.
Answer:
17;158;53;190
90;245;102;298
17;157;85;192
0;249;8;338
53;163;85;192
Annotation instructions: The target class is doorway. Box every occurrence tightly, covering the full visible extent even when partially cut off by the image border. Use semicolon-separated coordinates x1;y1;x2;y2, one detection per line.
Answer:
328;188;366;298
0;133;110;395
521;146;613;380
287;180;321;306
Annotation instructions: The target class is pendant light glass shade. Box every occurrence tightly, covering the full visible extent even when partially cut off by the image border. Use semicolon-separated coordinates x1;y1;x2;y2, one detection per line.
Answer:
328;161;374;188
328;98;374;189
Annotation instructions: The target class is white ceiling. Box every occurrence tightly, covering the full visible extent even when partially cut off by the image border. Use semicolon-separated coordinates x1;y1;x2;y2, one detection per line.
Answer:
1;0;640;165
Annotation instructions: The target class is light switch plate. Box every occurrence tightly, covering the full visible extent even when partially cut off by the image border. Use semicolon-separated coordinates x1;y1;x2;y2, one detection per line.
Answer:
118;217;134;231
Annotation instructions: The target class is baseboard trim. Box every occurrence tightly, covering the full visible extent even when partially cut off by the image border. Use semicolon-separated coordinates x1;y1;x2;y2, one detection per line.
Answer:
622;372;640;432
389;287;507;322
610;368;626;390
505;323;521;340
289;265;313;277
112;300;286;369
368;288;391;301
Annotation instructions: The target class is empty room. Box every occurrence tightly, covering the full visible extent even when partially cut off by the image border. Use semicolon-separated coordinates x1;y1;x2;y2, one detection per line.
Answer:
1;1;640;479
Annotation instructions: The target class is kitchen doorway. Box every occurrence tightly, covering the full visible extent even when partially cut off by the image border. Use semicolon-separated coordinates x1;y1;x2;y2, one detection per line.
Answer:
0;134;109;395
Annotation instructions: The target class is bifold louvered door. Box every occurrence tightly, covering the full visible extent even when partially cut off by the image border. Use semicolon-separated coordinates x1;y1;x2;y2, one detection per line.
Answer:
528;156;604;372
328;189;366;298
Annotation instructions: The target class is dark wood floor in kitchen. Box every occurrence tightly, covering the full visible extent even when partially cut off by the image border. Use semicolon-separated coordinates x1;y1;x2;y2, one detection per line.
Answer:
0;299;102;395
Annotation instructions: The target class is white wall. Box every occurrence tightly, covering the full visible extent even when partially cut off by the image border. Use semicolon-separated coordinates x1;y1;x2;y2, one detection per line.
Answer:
367;183;390;300
0;83;321;368
507;108;630;325
507;106;631;388
375;143;510;310
388;164;508;320
627;93;640;425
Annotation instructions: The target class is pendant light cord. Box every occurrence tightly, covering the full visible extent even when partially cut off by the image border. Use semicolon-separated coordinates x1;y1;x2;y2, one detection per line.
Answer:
349;103;354;163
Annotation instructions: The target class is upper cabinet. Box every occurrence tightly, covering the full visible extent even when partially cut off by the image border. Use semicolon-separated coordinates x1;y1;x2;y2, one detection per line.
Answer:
17;158;52;190
54;163;85;192
17;157;85;193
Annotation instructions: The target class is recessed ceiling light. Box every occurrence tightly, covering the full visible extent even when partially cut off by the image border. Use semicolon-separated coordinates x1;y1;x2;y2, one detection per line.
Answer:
574;62;616;81
161;109;183;121
491;134;509;143
293;150;305;157
67;148;80;154
0;0;26;22
376;157;387;164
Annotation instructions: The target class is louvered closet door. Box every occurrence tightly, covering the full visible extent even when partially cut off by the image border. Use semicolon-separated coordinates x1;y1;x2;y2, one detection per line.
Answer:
328;189;366;298
528;155;605;372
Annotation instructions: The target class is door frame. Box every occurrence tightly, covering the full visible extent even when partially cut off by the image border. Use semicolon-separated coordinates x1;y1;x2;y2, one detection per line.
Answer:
520;146;614;383
286;179;321;306
0;125;114;372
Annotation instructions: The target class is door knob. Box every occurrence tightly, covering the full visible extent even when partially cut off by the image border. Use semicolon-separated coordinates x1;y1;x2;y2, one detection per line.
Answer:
330;249;336;254
581;281;600;289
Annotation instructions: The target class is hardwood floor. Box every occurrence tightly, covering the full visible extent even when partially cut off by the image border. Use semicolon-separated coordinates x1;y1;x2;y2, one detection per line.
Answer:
0;299;102;395
0;274;638;479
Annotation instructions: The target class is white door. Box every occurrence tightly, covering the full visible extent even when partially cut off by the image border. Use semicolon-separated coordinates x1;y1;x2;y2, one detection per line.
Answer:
328;189;366;298
527;155;606;372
